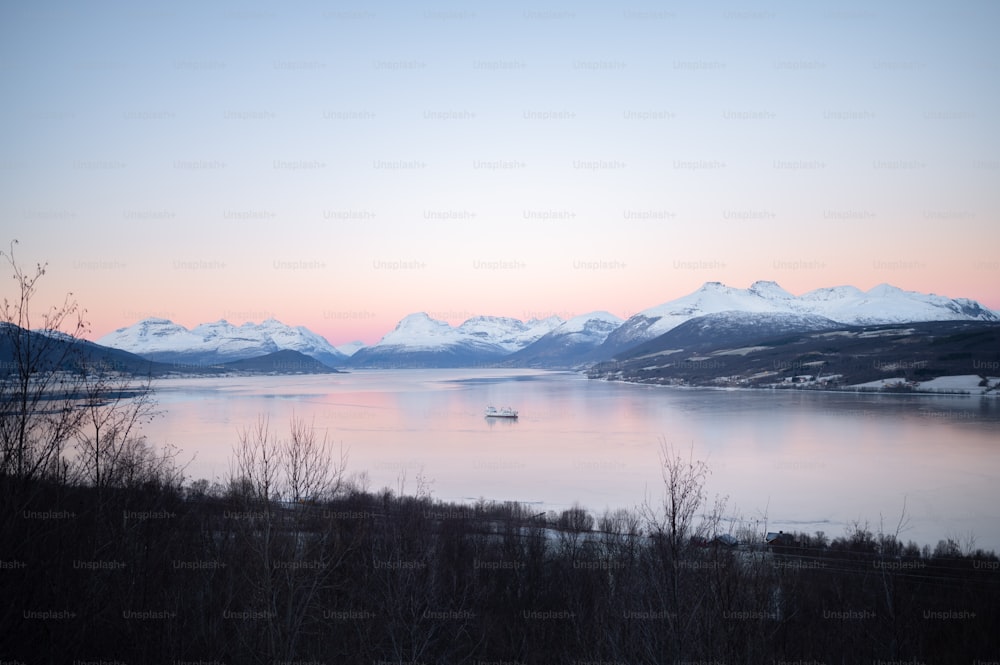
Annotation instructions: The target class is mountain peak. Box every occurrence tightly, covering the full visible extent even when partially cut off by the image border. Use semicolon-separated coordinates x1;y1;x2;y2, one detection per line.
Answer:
527;315;564;326
396;312;448;327
457;314;526;331
866;283;905;297
799;285;865;301
749;280;794;299
562;310;623;327
376;313;457;348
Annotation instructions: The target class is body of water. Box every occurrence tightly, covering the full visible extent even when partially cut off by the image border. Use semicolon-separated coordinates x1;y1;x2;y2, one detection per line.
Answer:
143;369;1000;551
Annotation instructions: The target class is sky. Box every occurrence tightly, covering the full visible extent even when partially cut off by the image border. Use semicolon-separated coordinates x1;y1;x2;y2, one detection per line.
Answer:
1;0;998;345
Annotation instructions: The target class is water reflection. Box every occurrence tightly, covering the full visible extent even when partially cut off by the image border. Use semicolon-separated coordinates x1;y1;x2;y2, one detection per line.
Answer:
143;370;1000;550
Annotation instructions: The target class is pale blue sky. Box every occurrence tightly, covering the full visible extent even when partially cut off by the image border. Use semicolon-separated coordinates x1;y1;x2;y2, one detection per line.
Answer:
2;1;997;343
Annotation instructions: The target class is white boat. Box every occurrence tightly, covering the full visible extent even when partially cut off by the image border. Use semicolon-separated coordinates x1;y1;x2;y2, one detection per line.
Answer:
485;405;518;419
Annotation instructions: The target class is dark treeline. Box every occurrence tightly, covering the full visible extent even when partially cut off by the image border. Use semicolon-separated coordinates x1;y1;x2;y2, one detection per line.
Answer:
3;465;999;664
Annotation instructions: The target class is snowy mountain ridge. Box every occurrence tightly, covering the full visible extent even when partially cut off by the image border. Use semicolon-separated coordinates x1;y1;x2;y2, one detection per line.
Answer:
347;313;569;367
97;317;347;367
368;313;564;352
97;281;998;368
503;311;625;368
600;280;1000;355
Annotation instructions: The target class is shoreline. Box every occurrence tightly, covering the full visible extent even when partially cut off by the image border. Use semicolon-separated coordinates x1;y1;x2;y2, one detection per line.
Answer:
589;373;1000;398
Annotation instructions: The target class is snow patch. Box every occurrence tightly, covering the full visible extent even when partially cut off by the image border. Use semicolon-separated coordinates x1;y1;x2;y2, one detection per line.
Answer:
849;378;908;389
710;346;771;356
914;375;996;394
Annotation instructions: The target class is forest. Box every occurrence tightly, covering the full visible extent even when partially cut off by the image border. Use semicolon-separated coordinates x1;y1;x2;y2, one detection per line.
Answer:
3;442;999;664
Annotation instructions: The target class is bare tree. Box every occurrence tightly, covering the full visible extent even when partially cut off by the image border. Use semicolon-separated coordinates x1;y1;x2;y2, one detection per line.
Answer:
1;241;178;508
0;241;88;486
229;414;283;504
555;502;595;562
72;372;160;493
644;440;710;555
874;499;914;661
639;440;713;658
225;413;355;663
229;412;348;505
0;242;175;500
598;507;643;557
282;412;346;503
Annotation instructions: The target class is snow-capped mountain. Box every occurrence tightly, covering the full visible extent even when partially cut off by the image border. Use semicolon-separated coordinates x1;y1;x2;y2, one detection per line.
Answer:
599;280;1000;358
505;311;624;368
457;315;564;353
335;341;367;357
247;319;347;367
97;318;346;367
347;313;563;368
98;318;203;355
797;283;999;324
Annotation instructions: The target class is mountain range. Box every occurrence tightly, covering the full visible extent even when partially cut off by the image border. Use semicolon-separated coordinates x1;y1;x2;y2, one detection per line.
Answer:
0;322;341;378
347;314;565;368
94;281;1000;372
597;280;999;357
96;317;349;368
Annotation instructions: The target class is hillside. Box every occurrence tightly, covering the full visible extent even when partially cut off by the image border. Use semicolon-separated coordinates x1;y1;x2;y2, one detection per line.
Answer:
220;349;341;374
501;311;624;368
589;320;1000;393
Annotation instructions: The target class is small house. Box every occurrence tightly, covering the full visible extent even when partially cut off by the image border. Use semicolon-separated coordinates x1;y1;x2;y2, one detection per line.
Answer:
765;531;796;548
713;533;739;548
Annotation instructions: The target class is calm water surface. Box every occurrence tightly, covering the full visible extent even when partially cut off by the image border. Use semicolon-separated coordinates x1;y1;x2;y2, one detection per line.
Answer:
144;369;1000;550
